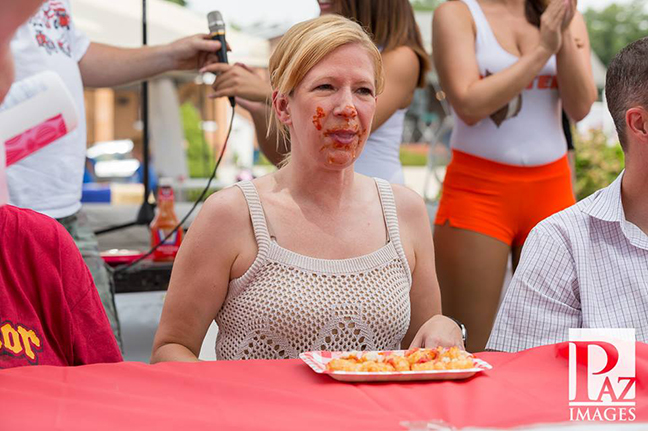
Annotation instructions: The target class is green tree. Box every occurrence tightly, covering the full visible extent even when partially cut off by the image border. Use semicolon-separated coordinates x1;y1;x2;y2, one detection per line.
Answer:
163;0;186;6
180;102;214;178
584;0;648;66
410;0;441;12
574;130;625;200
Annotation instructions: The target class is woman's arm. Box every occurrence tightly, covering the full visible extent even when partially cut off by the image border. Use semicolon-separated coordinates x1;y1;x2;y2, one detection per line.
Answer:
150;187;250;363
79;36;222;88
556;12;597;121
432;0;566;125
393;186;462;348
237;98;289;166
372;46;421;130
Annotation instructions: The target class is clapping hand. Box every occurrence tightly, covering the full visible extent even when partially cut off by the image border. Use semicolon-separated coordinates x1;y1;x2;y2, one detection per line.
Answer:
539;0;570;54
561;0;578;32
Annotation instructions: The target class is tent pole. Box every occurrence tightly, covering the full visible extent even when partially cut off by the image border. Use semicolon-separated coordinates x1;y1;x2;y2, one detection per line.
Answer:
136;0;155;226
96;0;154;235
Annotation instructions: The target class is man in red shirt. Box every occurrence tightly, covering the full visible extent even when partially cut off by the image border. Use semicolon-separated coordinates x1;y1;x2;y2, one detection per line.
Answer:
0;1;122;368
0;206;123;367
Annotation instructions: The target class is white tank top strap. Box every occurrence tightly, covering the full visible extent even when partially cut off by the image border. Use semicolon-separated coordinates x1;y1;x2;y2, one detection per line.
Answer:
234;181;272;244
374;178;413;285
230;181;273;295
460;0;498;47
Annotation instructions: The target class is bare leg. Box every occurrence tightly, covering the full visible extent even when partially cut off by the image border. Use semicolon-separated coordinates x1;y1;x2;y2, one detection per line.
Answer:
434;223;510;352
511;245;523;273
567;149;576;197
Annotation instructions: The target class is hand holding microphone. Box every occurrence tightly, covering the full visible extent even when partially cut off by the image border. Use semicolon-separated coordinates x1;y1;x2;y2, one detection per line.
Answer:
207;11;236;108
201;12;272;109
202;62;273;105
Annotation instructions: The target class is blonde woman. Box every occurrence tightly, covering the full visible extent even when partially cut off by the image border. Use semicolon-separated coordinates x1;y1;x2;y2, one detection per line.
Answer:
151;15;462;362
202;0;429;185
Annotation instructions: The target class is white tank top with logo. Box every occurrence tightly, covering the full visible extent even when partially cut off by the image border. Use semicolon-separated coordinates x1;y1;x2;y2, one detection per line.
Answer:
450;0;567;166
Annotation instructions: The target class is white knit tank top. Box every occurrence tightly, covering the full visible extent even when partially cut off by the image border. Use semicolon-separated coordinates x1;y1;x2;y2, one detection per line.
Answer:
215;178;412;360
451;0;567;166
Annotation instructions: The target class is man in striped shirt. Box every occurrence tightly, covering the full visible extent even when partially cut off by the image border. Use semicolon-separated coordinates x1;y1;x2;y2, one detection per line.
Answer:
487;37;648;352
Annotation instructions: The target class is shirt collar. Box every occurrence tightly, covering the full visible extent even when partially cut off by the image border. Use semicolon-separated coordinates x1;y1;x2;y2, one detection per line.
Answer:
581;171;625;222
582;170;648;250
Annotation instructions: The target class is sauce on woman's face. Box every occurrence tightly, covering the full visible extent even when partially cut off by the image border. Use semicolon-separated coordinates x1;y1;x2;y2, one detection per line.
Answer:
286;43;377;168
312;106;325;131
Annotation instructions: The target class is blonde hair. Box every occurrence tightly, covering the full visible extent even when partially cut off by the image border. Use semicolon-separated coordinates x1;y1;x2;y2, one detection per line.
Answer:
268;15;384;160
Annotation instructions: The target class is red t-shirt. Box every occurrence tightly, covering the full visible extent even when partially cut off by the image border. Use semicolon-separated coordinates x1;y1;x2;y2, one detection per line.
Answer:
0;205;122;368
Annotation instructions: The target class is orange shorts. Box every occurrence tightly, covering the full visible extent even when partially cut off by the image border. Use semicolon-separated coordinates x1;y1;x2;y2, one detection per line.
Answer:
434;150;575;247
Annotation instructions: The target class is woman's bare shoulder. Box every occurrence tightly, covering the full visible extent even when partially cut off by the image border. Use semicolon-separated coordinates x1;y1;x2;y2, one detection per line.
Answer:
434;0;473;21
192;184;251;239
391;184;426;214
433;0;474;35
382;45;418;64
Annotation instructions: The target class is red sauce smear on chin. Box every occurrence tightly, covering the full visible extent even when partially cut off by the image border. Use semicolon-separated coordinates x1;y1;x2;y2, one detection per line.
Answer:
312;107;325;131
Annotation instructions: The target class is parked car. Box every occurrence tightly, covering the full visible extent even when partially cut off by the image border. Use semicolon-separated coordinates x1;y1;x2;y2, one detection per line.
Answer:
86;139;140;181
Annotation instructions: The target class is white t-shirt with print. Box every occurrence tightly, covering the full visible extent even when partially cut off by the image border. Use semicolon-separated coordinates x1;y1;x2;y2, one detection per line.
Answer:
6;0;90;219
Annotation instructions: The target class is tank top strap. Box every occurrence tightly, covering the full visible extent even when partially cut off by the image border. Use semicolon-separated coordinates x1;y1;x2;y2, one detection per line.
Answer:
234;181;272;247
374;178;413;285
460;0;498;48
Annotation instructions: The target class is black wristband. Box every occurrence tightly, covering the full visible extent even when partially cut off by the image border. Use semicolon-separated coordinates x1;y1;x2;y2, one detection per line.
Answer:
447;316;467;346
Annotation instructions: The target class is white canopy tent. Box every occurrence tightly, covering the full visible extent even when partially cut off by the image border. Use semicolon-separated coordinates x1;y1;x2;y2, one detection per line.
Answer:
71;0;270;182
71;0;270;67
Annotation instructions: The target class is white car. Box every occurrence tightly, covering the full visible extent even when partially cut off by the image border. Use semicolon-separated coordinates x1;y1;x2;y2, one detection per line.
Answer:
87;139;140;180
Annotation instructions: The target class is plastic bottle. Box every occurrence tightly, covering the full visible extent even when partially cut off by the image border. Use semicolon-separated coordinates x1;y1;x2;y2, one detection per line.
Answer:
0;71;78;205
150;179;183;262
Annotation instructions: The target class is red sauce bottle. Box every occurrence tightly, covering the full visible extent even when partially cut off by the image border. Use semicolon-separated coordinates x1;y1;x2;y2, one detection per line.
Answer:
150;180;183;262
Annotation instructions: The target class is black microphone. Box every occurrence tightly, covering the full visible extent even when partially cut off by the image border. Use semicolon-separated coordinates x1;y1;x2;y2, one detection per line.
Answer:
207;11;235;108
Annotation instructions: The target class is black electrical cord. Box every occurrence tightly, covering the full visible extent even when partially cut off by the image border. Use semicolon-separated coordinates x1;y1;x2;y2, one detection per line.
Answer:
114;107;236;274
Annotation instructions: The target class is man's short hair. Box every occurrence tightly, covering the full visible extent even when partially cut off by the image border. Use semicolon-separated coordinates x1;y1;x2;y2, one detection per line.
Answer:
605;37;648;151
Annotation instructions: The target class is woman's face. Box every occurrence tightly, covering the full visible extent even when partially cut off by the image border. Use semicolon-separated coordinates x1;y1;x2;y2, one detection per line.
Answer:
316;0;335;15
275;43;377;170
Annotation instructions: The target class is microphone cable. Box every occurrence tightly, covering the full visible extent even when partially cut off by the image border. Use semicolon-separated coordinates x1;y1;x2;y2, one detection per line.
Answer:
114;107;236;274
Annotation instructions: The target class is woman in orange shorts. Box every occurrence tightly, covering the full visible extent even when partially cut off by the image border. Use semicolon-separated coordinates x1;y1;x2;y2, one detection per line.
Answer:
432;0;597;350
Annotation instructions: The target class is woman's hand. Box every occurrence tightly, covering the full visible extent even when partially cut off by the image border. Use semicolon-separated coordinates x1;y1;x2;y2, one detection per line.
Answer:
166;34;222;71
201;62;272;103
561;0;578;32
539;0;569;54
409;315;465;351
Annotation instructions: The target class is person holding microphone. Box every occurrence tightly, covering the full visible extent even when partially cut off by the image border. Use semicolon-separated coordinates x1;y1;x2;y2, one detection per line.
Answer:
3;0;224;348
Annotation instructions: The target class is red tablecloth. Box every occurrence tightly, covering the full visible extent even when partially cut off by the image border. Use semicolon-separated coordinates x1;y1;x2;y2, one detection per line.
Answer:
1;342;646;430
